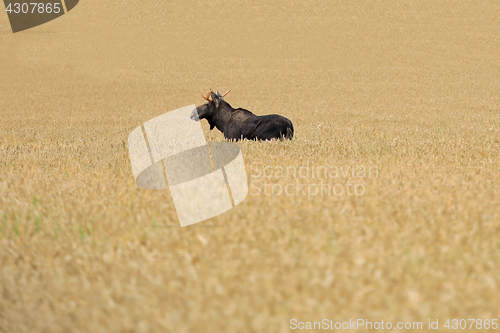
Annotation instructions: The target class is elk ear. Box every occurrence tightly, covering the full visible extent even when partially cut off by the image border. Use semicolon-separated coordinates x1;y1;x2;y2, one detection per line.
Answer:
216;90;223;98
210;91;220;108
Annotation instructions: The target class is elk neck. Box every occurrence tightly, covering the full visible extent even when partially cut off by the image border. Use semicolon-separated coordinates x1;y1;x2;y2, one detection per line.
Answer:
212;101;235;133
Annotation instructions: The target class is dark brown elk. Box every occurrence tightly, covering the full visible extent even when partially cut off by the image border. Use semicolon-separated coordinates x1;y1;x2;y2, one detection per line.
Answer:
191;89;294;141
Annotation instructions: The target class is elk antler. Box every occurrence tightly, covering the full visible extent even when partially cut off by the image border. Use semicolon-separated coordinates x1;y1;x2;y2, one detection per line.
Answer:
201;88;213;102
215;88;231;98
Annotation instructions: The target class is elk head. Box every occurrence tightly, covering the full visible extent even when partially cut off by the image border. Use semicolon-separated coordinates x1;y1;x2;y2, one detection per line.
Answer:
191;88;230;130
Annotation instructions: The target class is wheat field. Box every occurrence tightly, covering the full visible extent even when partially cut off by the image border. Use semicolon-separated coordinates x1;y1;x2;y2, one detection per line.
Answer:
1;0;500;332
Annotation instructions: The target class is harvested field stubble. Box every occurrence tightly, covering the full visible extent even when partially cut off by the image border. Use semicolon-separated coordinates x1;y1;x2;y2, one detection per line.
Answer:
1;0;500;332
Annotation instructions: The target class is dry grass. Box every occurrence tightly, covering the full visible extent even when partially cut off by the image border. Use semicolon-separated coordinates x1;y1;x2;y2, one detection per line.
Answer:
1;0;500;332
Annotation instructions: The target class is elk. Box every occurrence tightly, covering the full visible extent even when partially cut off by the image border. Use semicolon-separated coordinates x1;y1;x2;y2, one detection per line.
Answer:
191;89;294;141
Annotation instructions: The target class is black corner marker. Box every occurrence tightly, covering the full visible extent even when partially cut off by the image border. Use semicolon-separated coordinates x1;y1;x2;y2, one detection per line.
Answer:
64;0;78;12
4;0;79;33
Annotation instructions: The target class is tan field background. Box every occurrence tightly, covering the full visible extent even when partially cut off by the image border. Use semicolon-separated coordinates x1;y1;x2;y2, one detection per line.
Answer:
1;0;500;332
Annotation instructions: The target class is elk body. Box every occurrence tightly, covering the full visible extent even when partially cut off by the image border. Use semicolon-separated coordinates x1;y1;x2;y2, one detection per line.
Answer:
191;89;294;141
